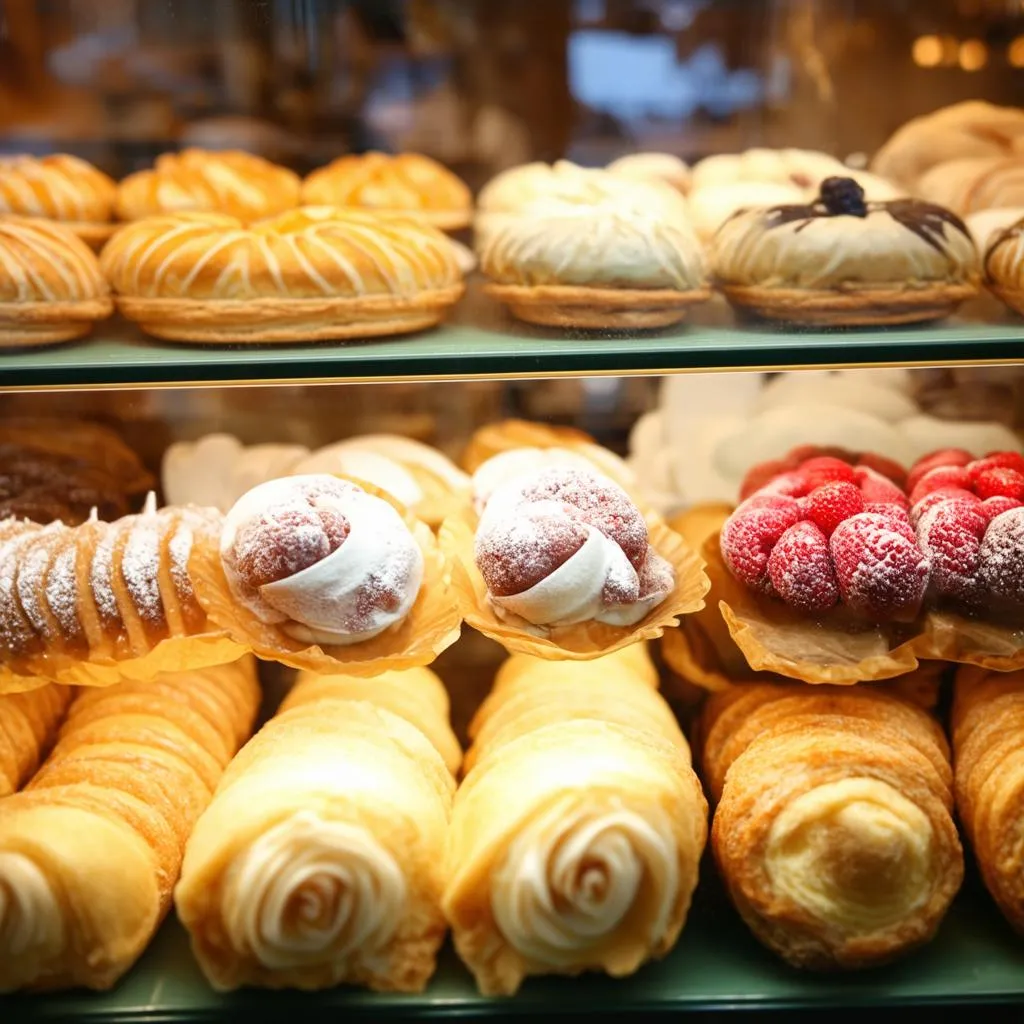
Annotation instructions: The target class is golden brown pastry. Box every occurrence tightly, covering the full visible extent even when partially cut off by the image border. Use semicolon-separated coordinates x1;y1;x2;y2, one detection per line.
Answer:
100;208;464;343
0;686;70;796
0;659;260;991
951;667;1024;933
301;152;472;230
0;216;113;347
983;214;1024;316
915;156;1024;217
0;155;117;249
115;149;300;222
175;666;458;992
444;649;707;995
711;177;980;326
699;684;962;970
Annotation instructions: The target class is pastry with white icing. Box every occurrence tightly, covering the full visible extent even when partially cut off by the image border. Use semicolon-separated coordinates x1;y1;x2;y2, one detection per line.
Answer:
606;152;690;194
176;665;458;992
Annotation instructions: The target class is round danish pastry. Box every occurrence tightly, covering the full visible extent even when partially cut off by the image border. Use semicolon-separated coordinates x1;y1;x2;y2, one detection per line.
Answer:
983;214;1024;316
301;152;472;231
0;216;113;347
115;149;300;222
710;177;980;326
0;154;117;249
99;207;465;343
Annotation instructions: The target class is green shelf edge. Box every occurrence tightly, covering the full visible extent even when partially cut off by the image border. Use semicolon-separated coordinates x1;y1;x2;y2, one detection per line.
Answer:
7;871;1024;1020
1;293;1022;389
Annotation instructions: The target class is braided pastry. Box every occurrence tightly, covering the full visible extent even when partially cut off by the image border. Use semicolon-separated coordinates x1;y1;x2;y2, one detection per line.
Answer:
699;683;962;969
0;658;260;991
0;686;70;796
444;648;707;995
176;666;458;992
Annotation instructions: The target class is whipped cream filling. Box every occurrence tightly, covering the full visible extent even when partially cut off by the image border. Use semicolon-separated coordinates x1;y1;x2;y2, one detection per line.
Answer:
0;852;63;961
765;778;934;934
492;798;679;966
222;812;406;973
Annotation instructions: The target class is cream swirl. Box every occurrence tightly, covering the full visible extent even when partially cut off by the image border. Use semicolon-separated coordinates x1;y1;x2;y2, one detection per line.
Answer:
0;852;63;961
221;812;406;972
491;798;679;966
765;778;935;933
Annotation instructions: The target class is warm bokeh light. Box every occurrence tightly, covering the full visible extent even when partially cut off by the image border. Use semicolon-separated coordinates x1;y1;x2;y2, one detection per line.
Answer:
941;35;961;65
912;35;943;67
1009;35;1024;68
959;39;988;71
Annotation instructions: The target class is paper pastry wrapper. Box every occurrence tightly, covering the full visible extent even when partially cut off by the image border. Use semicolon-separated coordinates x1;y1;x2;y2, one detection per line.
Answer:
916;609;1024;673
190;479;462;678
438;503;709;661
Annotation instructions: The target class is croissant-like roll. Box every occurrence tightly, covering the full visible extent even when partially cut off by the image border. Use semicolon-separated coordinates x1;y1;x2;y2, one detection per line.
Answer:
0;658;260;991
175;666;458;992
699;684;962;970
444;650;707;996
0;686;70;796
951;667;1024;933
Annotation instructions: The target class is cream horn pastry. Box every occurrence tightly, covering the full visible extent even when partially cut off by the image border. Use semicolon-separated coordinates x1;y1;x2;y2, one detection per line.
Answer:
444;651;707;996
699;683;962;970
0;658;260;991
473;467;674;629
0;686;71;796
175;665;458;992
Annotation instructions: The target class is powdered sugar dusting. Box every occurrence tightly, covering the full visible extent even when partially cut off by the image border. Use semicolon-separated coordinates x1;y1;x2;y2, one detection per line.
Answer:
767;521;839;613
0;526;43;653
979;507;1024;605
915;497;987;602
90;523;120;624
121;517;165;625
16;526;62;638
46;539;82;640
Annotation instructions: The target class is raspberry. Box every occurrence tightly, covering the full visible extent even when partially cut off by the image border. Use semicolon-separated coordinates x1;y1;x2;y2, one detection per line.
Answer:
802;481;864;537
968;452;1024;484
863;502;916;539
858;452;908;488
978;508;1024;606
907;449;973;494
909;465;972;506
854;465;909;508
767;521;840;613
830;512;929;620
800;457;856;491
916;497;988;603
757;470;812;499
973;467;1024;502
739;458;792;501
720;497;801;592
981;496;1024;521
909;487;980;527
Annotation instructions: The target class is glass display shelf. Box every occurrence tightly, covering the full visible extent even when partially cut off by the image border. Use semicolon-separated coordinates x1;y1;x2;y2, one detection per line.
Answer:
1;290;1021;391
7;871;1023;1021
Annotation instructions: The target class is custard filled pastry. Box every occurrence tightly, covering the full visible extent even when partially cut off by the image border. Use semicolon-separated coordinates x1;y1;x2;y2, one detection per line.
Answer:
0;155;117;249
699;684;962;969
444;649;707;995
302;152;472;230
711;176;980;325
0;685;70;796
983;213;1024;316
0;659;260;991
951;667;1024;933
115;149;300;222
100;208;464;343
176;665;458;992
0;217;113;347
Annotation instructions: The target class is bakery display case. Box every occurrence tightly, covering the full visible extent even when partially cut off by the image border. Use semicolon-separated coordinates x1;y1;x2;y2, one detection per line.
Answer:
2;0;1024;1019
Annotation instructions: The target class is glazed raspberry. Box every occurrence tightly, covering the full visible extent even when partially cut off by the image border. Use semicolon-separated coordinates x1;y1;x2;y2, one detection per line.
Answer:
978;508;1024;606
907;449;973;494
854;465;909;507
830;512;929;620
799;457;856;491
967;452;1024;484
981;496;1024;520
909;465;972;506
802;481;864;537
916;497;988;603
973;467;1024;502
909;487;979;527
767;521;840;613
720;497;801;592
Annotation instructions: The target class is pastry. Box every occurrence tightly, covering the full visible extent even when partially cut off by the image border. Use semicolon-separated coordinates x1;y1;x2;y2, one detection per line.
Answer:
982;213;1024;316
115;149;301;222
710;177;980;326
0;686;70;796
699;683;962;969
0;155;117;249
951;666;1024;933
916;157;1024;216
0;216;113;347
606;153;690;194
444;650;707;995
0;659;260;991
965;206;1024;249
176;665;457;992
690;148;853;193
100;208;465;343
473;466;675;629
480;181;709;329
688;181;805;244
301;152;472;231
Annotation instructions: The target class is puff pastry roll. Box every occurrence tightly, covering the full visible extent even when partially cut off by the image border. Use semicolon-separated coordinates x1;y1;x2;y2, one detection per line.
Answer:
699;684;962;970
444;648;707;995
0;658;260;991
0;686;70;796
175;665;458;993
952;667;1024;933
